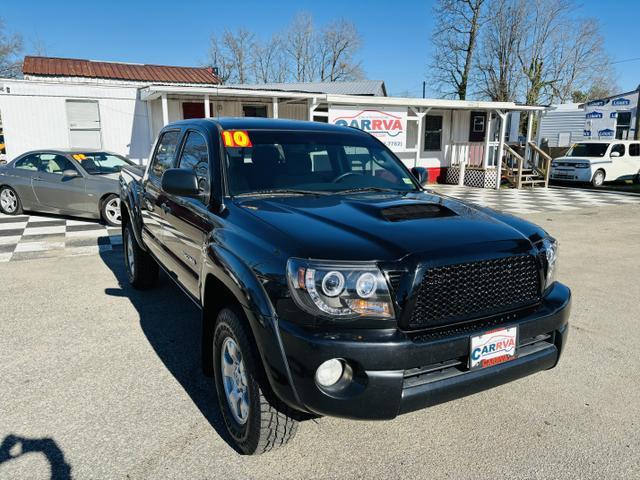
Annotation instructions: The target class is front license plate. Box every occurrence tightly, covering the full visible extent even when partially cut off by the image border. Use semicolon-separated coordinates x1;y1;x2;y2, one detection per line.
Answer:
470;326;518;369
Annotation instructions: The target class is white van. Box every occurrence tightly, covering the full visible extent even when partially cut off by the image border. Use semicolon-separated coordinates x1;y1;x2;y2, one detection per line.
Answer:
550;140;640;187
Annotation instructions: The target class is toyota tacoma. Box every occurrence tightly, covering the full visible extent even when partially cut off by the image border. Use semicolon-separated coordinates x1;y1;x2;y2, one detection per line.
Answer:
120;118;571;455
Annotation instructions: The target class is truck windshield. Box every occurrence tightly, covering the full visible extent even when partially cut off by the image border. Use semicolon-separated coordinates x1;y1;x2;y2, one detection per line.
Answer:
565;143;608;157
224;130;418;196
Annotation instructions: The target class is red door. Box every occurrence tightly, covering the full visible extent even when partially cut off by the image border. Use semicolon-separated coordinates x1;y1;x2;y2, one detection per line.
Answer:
183;102;213;119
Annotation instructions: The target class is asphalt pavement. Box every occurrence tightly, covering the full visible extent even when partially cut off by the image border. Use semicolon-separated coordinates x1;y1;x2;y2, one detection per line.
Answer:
1;204;639;479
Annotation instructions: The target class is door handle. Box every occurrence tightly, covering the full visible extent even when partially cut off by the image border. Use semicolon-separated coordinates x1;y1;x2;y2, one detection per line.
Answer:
33;177;43;182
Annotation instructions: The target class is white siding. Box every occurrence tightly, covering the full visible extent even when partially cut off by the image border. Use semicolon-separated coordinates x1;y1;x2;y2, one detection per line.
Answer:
538;105;586;147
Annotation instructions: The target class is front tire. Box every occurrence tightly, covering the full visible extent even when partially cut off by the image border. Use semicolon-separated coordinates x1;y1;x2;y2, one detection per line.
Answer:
123;222;158;289
213;306;298;454
591;169;605;188
0;186;22;215
102;194;122;226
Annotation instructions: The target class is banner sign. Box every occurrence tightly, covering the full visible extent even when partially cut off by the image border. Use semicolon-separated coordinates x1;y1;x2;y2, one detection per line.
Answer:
583;92;638;139
328;106;407;149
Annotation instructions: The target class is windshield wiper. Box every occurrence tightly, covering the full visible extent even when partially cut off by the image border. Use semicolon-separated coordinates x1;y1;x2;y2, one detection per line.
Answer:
333;187;406;194
235;188;329;197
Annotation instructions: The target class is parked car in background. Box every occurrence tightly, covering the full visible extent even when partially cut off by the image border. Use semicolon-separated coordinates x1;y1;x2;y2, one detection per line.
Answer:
121;118;571;455
0;150;136;225
550;140;640;187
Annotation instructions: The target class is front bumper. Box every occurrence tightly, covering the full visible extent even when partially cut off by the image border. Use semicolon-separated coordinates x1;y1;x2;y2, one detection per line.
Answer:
550;168;592;182
277;282;571;420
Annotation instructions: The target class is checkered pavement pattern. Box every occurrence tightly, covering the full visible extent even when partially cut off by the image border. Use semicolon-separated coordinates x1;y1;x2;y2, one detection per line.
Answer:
428;185;640;215
0;213;121;263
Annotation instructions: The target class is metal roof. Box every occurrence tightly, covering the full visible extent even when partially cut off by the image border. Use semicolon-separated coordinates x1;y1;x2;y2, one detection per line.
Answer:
225;80;387;96
22;56;221;85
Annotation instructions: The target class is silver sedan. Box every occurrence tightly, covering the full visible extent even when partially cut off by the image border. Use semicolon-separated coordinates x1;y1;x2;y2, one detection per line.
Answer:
0;150;137;226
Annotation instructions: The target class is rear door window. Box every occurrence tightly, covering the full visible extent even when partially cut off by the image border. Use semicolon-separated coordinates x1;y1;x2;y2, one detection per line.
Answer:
149;130;181;182
629;143;639;157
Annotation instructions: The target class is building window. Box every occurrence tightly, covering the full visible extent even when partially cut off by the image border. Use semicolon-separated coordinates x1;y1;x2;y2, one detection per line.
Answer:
615;111;631;140
243;105;268;118
424;115;443;151
66;100;102;149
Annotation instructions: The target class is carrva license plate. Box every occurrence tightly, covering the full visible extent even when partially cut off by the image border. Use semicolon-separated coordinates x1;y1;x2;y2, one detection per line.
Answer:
470;326;518;369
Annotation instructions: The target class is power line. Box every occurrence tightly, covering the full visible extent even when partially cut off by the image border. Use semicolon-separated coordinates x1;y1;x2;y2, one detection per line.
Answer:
610;57;640;65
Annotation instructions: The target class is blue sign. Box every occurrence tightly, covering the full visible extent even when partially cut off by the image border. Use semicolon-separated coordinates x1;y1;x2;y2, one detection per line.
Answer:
612;97;631;106
587;99;607;107
586;111;603;119
598;128;614;137
583;130;592;137
610;112;617;118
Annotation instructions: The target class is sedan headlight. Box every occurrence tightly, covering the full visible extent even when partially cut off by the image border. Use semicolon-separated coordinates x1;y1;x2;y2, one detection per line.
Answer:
286;258;394;319
541;237;558;289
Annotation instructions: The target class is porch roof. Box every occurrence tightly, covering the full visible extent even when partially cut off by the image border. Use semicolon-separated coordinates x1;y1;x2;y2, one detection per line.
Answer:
139;84;544;111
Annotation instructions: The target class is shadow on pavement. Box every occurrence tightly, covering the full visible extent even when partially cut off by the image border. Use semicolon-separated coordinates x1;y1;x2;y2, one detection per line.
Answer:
98;249;238;452
0;434;72;480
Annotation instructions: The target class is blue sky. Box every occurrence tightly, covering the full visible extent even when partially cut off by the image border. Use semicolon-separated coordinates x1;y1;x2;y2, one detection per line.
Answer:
4;0;639;97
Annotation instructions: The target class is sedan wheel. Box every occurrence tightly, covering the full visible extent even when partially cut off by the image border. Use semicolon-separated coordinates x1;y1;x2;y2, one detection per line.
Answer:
102;195;121;226
0;187;21;215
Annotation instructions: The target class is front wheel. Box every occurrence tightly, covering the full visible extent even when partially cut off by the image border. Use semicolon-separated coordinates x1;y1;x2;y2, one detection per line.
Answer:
213;306;298;454
102;194;121;226
0;186;22;215
591;169;605;188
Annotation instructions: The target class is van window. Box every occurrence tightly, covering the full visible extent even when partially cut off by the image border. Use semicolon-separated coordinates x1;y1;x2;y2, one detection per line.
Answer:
630;144;639;157
566;143;608;157
611;144;625;157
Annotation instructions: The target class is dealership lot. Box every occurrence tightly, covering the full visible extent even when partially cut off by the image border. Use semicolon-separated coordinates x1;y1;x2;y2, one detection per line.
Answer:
1;202;639;479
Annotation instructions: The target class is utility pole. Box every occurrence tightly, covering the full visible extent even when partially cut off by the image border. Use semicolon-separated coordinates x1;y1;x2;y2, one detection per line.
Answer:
422;81;426;99
635;85;640;140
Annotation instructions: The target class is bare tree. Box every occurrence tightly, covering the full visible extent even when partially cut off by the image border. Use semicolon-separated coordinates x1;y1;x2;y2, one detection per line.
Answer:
513;0;616;105
252;34;289;83
207;29;255;84
207;34;234;83
285;12;316;82
475;0;524;101
317;20;363;81
0;18;23;78
430;0;486;99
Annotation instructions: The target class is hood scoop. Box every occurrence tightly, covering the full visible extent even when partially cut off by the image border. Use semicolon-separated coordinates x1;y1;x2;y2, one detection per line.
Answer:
381;203;456;222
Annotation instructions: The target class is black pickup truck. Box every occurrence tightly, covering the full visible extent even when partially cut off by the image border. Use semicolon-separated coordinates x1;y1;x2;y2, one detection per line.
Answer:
120;118;570;455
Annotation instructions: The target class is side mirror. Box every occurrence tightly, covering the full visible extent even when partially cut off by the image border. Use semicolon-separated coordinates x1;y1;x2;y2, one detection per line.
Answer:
62;169;80;178
610;151;621;158
410;166;428;185
161;168;200;196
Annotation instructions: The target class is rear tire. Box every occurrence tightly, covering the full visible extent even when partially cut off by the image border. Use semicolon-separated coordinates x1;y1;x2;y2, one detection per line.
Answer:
213;306;298;454
123;222;158;289
591;169;605;188
0;186;22;215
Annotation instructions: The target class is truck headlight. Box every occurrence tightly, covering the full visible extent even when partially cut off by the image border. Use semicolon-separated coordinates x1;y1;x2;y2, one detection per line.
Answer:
286;258;394;319
541;237;558;289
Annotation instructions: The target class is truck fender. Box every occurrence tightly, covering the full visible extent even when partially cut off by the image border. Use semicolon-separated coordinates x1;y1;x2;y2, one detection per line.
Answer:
199;244;303;410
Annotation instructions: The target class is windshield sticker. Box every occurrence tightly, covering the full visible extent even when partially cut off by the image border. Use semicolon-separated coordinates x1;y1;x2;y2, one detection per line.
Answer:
402;178;413;184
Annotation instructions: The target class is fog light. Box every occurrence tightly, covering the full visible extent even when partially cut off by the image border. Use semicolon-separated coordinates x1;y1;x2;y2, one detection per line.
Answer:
315;358;344;387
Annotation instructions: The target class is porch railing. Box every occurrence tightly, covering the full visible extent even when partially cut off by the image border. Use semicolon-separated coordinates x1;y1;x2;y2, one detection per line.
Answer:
450;142;488;167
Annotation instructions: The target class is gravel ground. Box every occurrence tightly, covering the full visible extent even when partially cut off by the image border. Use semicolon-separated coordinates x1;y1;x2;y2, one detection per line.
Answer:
1;204;639;479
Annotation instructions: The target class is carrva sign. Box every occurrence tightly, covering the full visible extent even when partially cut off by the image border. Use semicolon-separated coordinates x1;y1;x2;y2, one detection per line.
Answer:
329;107;407;149
470;326;518;369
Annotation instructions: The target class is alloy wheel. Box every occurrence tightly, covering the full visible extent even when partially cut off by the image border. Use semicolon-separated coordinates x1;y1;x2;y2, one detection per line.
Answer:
220;337;250;425
105;197;121;225
0;189;17;213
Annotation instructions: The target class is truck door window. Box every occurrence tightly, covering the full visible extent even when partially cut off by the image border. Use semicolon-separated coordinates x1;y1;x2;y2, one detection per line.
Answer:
150;130;180;181
178;131;210;201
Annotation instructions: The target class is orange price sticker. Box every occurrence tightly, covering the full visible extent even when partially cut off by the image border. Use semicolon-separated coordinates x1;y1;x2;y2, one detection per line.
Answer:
222;130;252;148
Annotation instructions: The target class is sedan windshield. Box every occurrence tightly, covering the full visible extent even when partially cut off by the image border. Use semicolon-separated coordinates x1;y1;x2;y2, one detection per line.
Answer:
565;143;608;157
224;130;418;196
75;152;134;175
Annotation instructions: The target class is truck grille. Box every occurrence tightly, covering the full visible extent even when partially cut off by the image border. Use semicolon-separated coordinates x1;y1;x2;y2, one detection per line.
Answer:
408;255;541;329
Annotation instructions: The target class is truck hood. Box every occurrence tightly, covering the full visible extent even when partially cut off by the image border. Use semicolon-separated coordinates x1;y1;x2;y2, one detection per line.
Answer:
234;191;540;262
